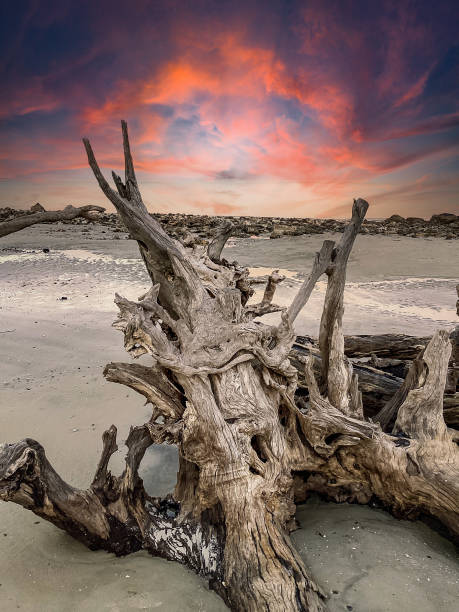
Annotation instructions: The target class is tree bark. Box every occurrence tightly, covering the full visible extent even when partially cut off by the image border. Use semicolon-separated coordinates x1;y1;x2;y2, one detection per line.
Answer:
207;220;234;263
0;204;105;238
291;342;404;415
293;335;458;425
1;121;458;611
295;330;459;543
341;333;432;359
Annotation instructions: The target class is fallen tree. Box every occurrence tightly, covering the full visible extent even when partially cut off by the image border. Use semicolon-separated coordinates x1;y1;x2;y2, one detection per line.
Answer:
291;341;404;413
0;203;105;238
1;122;457;612
292;333;458;422
341;333;432;359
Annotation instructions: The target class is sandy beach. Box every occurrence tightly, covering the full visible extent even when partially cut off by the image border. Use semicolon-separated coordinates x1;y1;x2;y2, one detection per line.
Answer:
0;223;458;611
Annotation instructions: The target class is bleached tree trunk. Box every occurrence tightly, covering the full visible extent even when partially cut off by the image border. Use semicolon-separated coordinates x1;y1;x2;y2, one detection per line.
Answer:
0;204;105;238
1;122;457;611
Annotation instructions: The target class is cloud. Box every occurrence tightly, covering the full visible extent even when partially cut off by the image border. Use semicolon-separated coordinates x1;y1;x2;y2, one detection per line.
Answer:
215;169;255;180
1;0;458;217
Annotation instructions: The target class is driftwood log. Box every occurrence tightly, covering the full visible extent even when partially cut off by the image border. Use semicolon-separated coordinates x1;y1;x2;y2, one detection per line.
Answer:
291;342;404;411
0;204;105;238
292;334;458;423
341;333;432;359
1;122;458;612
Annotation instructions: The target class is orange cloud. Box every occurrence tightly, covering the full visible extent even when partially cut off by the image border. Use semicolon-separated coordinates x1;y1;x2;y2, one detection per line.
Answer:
2;1;458;219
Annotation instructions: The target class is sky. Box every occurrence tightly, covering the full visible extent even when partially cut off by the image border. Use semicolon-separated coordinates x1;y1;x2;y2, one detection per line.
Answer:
1;0;458;219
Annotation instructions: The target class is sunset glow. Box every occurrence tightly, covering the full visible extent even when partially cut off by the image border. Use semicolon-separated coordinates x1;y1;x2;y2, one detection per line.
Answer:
1;0;458;217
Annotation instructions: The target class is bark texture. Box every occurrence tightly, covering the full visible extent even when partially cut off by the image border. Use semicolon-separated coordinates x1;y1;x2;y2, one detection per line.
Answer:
1;121;458;611
0;204;105;238
292;333;458;423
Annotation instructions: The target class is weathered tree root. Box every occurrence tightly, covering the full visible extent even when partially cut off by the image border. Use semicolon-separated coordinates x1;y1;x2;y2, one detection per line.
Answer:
295;331;459;542
1;121;457;611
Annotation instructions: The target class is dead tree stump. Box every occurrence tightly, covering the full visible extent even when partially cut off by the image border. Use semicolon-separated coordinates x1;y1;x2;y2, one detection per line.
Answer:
1;122;457;611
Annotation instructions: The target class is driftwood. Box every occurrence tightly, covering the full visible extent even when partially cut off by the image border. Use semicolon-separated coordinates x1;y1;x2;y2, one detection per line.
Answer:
444;396;459;427
294;333;458;424
291;342;403;413
1;122;458;612
0;204;105;238
447;325;459;392
207;219;234;263
342;333;432;359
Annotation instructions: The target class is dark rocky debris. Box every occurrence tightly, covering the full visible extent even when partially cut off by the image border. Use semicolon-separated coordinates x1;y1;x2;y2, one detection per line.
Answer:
1;206;458;240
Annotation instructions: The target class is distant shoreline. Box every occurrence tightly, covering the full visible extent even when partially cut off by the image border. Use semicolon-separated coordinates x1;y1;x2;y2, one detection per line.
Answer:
1;206;458;239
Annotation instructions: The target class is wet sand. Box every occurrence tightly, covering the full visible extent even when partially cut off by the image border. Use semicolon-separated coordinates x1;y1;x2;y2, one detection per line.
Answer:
0;223;458;611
